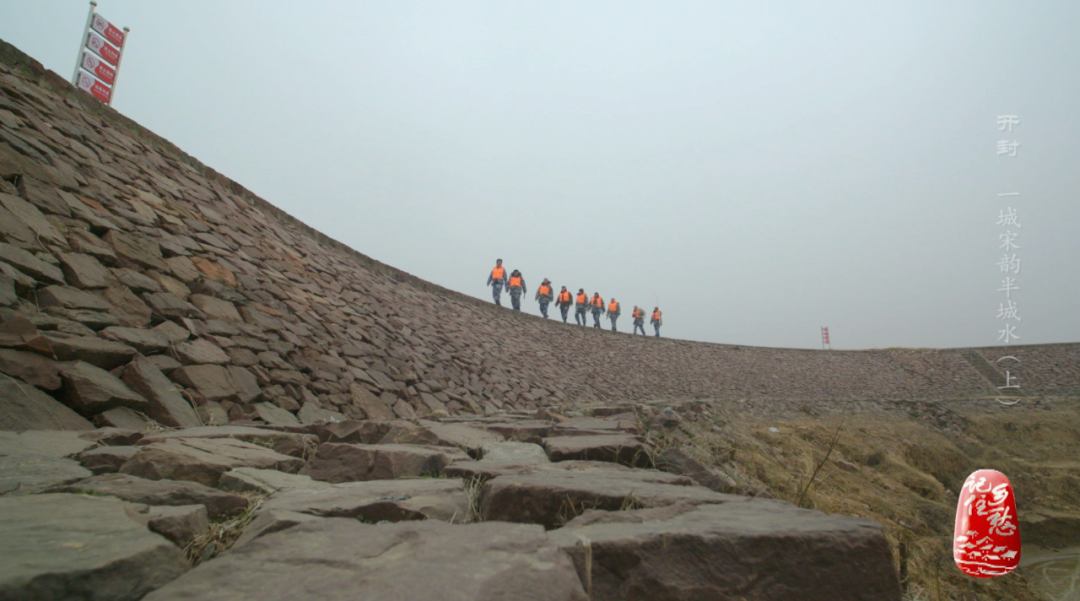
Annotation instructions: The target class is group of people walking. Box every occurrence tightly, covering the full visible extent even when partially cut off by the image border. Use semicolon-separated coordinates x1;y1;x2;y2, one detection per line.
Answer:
486;259;663;336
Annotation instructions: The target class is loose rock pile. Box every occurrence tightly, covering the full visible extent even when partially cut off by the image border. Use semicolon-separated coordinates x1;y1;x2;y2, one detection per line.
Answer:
0;412;903;600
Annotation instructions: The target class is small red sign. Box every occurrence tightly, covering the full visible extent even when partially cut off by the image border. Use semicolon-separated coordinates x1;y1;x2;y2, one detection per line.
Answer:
81;52;115;86
86;31;121;66
954;469;1020;577
77;71;112;104
91;13;126;48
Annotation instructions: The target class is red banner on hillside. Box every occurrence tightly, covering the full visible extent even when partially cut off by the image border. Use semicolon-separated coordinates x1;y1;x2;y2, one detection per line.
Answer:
80;52;115;85
86;31;121;66
91;12;126;48
76;71;112;103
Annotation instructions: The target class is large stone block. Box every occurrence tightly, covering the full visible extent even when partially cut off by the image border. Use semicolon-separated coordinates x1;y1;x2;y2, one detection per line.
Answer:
299;442;466;483
0;348;62;390
548;501;902;601
481;469;731;529
0;493;189;601
48;472;250;520
542;434;650;467
44;333;137;369
122;356;202;428
121;437;304;487
142;519;588;601
60;360;148;415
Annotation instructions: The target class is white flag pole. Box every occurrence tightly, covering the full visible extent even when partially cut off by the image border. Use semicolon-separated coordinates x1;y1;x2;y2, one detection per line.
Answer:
72;1;97;86
108;26;131;106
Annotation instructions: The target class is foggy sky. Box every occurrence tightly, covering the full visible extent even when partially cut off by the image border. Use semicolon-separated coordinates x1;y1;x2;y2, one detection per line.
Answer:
2;1;1078;350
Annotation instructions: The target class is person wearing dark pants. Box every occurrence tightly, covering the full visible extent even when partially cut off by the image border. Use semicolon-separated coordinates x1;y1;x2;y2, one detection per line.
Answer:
507;270;526;311
651;307;662;337
556;287;573;322
574;289;588;326
486;259;508;306
607;298;620;332
632;306;646;335
590;293;605;328
535;279;553;318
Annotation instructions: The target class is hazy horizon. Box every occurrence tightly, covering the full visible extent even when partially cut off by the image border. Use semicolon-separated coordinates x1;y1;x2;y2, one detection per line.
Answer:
2;1;1078;350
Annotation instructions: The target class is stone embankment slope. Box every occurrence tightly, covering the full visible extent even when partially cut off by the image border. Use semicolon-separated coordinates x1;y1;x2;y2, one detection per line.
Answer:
1;38;1077;439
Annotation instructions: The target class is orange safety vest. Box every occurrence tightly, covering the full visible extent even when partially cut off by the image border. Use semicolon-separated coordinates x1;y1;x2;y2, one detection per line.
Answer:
576;292;587;304
509;275;522;288
538;284;551;296
633;308;643;319
491;266;505;280
591;296;603;308
558;290;571;303
652;310;661;321
608;301;619;313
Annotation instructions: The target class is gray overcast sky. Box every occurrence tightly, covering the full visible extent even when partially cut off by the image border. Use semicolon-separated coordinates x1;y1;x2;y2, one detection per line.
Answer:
3;1;1078;350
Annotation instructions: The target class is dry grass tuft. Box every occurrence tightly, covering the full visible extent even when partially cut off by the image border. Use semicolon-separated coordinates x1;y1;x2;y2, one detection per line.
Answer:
184;491;266;566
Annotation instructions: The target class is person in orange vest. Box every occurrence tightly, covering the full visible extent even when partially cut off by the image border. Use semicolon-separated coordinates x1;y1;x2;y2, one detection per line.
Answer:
534;278;553;318
555;286;573;323
607;298;621;332
574;289;589;326
589;293;606;328
651;307;663;337
507;269;526;311
632;306;646;335
486;259;508;306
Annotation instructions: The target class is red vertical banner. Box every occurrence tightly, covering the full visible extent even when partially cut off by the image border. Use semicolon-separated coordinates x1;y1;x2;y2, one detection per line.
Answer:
76;71;112;103
80;52;115;85
91;13;126;48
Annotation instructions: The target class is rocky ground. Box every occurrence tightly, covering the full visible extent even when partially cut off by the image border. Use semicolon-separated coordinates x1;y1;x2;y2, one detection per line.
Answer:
0;36;1077;601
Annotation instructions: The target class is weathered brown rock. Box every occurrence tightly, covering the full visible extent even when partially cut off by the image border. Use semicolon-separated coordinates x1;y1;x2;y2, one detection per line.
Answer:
482;469;732;529
0;493;189;601
218;467;332;496
0;454;93;495
655;447;739;494
102;285;153;327
121;356;203;428
189;294;241;323
47;473;250;520
103;229;167;271
93;407;150;430
142;519;588;601
297;403;344;425
77;444;140;474
171;337;230;364
542;434;650;467
0;430;98;457
144;504;209;549
38;286;113;312
170;364;237;401
45;332;137;369
0;242;64;284
548;501;902;601
0;348;61;390
253;402;299;425
299;442;466;483
99;326;170;355
78;427;143;446
120;437;304;487
258;477;470;525
60;360;149;414
349;382;394;420
482;420;554;443
0;192;66;246
57;252;112;288
136;425;318;458
142;292;202;319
